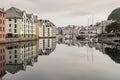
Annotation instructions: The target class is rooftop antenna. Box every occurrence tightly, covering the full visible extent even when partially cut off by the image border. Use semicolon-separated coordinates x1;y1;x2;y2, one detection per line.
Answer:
88;18;90;26
92;14;94;26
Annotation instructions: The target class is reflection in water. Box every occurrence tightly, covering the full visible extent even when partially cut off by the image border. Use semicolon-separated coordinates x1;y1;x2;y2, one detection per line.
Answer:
57;36;120;64
39;39;56;56
0;38;56;79
105;45;120;64
6;41;37;74
0;45;6;77
0;37;120;80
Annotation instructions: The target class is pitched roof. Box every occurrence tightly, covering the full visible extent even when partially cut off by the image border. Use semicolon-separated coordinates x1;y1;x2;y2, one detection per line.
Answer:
6;65;23;74
38;19;55;27
6;7;23;18
0;8;5;13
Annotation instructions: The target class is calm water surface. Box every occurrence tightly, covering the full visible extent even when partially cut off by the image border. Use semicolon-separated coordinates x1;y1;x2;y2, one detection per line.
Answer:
1;38;120;80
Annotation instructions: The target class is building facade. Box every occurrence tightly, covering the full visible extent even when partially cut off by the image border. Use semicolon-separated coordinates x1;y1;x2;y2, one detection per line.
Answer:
6;42;36;65
0;46;6;76
5;41;37;74
39;38;56;55
5;7;38;39
38;20;56;38
95;20;114;34
0;8;6;41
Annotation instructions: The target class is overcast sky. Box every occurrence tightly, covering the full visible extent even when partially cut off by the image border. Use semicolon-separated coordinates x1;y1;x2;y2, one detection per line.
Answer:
1;0;120;27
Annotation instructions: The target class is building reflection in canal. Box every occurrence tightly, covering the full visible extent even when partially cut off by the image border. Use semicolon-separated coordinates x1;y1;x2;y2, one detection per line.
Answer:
39;39;56;55
57;36;120;64
6;41;37;74
0;38;56;79
0;37;120;79
0;45;6;77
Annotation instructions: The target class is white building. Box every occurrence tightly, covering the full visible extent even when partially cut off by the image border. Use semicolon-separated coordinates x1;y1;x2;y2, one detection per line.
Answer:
6;42;36;65
39;38;56;55
95;20;114;34
6;41;37;73
38;20;56;38
6;7;38;39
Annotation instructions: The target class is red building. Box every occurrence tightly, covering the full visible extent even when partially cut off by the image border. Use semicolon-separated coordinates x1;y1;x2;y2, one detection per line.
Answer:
0;46;6;76
0;8;5;41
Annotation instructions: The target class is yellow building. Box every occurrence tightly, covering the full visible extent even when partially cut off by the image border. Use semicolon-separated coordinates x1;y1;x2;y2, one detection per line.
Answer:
36;22;39;39
35;40;39;57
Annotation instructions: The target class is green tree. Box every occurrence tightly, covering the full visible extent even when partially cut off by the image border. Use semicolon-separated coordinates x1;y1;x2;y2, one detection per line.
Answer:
108;8;120;21
105;21;120;37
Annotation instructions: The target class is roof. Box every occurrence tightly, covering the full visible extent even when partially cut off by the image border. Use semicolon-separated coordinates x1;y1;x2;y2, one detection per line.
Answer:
6;7;38;22
6;7;23;19
0;8;5;13
38;19;55;27
6;64;23;74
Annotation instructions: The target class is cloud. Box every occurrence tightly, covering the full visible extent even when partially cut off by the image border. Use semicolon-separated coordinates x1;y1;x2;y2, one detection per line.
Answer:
1;0;120;26
65;11;92;17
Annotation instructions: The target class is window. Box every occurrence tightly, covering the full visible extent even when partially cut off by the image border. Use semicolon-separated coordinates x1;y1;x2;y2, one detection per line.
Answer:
48;39;50;47
0;20;2;24
9;19;12;21
9;56;12;59
9;29;12;32
0;13;2;17
0;56;2;60
3;27;4;32
9;61;12;64
0;27;2;31
15;55;17;58
3;14;4;17
3;20;4;24
14;24;17;28
48;28;50;36
0;63;2;67
15;60;17;63
0;34;2;38
0;49;2;53
14;50;17;53
9;51;11;54
43;26;45;36
43;40;45;50
9;24;11;27
3;49;5;53
14;29;17;33
3;34;4;38
14;18;17;23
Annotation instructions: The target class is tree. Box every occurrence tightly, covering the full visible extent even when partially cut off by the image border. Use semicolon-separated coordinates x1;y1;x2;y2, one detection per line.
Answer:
105;21;120;37
108;8;120;21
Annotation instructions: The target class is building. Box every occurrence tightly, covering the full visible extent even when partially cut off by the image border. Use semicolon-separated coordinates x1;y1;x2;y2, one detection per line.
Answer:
39;38;56;55
95;20;114;34
0;8;6;41
63;25;73;38
6;42;37;74
0;45;6;76
34;16;39;39
38;20;56;38
5;7;38;39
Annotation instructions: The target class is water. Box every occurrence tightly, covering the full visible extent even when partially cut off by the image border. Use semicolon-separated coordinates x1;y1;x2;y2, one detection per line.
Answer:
1;38;120;80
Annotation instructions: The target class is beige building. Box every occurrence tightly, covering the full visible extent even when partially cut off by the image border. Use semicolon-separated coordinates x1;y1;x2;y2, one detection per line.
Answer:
38;20;56;38
6;7;38;39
